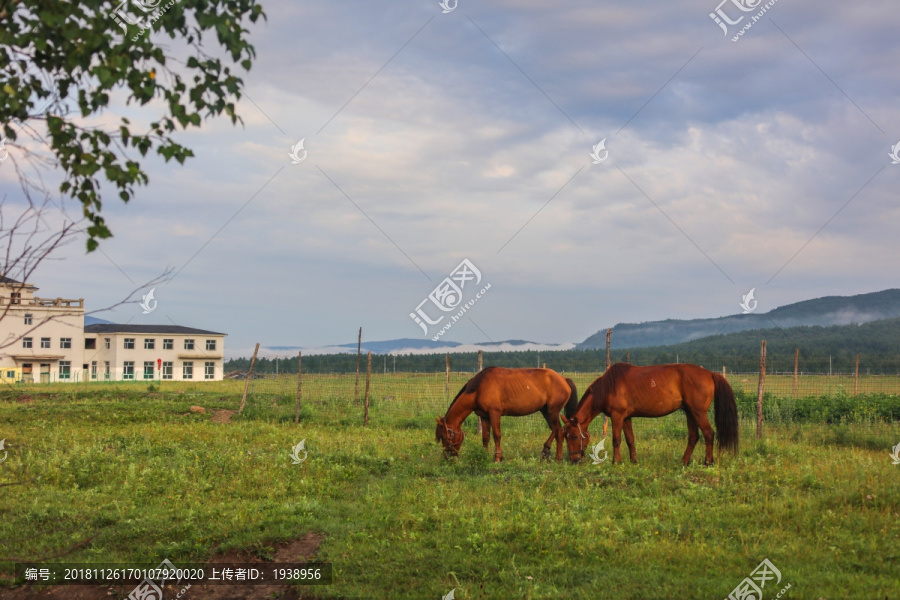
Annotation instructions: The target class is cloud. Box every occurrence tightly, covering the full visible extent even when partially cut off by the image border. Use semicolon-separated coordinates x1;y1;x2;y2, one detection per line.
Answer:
5;0;897;351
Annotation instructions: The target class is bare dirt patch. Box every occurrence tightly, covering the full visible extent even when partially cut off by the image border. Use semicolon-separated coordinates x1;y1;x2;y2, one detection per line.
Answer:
1;534;325;600
211;409;234;424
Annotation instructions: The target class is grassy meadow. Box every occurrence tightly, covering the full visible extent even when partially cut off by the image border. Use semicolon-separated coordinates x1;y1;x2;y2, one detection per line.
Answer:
0;374;898;599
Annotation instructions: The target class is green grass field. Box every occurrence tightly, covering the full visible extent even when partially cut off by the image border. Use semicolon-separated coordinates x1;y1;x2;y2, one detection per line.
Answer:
0;375;898;599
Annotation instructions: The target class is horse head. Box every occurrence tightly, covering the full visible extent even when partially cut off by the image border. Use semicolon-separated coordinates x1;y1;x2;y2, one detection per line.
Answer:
561;415;589;463
435;417;465;457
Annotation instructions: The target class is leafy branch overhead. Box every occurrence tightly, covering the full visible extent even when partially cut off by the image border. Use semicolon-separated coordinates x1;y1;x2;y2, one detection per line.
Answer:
0;0;266;250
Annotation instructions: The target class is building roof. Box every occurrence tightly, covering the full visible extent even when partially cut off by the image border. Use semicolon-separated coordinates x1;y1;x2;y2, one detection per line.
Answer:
84;324;226;336
0;276;36;287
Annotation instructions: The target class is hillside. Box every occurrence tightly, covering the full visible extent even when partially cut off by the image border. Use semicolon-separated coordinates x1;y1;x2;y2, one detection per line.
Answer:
623;316;900;373
578;289;900;350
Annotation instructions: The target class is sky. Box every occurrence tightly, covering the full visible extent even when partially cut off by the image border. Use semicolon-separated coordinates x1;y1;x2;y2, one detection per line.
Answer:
3;0;900;356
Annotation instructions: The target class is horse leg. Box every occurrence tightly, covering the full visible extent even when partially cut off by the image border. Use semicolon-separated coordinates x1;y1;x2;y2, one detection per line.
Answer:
539;408;556;460
692;410;715;466
480;416;491;450
622;418;638;463
682;410;700;466
489;410;503;462
610;413;625;464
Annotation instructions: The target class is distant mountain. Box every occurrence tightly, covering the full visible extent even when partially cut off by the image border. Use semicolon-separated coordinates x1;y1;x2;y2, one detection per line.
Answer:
623;316;900;373
85;316;115;326
579;289;900;350
333;338;462;353
226;339;573;360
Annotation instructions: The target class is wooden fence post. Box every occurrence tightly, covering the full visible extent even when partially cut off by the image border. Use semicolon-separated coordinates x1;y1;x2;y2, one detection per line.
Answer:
625;350;630;364
294;351;302;423
354;327;362;405
238;343;259;415
793;348;799;399
722;365;726;376
364;351;372;425
605;328;612;370
854;353;860;396
756;340;766;440
445;354;450;393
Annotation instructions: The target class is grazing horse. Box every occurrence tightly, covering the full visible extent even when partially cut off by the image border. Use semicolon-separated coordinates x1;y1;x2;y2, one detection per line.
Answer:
435;367;578;462
562;363;739;465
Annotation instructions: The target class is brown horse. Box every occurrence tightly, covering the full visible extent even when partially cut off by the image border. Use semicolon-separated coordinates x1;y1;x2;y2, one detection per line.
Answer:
435;367;578;462
561;363;738;465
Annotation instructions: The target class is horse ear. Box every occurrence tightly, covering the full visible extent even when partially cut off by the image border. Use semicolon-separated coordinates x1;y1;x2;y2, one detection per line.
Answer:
435;417;442;424
560;415;570;426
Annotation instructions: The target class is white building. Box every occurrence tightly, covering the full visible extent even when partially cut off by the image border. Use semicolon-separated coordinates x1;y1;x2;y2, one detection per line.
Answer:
0;277;226;382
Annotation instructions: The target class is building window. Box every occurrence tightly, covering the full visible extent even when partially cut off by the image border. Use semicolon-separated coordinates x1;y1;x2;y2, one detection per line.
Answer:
59;361;71;380
144;338;155;350
24;313;32;325
11;293;21;305
85;338;96;349
184;339;195;350
91;362;97;380
22;337;32;349
206;339;216;351
163;339;173;350
105;338;111;349
104;361;110;379
123;362;134;380
5;370;15;379
205;361;215;380
182;362;193;379
162;361;173;380
124;338;135;349
60;337;72;349
143;361;155;380
40;337;50;349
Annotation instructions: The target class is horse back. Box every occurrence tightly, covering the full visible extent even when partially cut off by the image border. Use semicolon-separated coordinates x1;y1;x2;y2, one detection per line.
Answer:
608;363;714;416
474;367;570;416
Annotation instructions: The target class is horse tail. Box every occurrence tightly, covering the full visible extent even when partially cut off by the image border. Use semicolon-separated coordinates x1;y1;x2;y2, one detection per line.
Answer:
564;377;578;419
712;373;739;454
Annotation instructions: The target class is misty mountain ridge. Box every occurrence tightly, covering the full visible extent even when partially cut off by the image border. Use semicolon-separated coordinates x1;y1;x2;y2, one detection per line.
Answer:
578;289;900;350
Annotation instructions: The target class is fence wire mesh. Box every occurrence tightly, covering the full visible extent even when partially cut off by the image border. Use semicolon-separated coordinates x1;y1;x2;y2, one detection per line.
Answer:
236;368;900;432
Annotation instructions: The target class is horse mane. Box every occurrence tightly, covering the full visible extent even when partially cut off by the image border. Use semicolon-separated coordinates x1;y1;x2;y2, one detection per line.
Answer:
446;366;496;410
587;362;631;410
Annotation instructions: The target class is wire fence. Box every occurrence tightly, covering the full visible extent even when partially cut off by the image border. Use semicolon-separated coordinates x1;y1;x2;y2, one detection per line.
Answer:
234;369;900;433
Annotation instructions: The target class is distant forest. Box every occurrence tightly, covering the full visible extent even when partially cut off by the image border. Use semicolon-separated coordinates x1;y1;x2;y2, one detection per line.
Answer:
225;317;900;375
